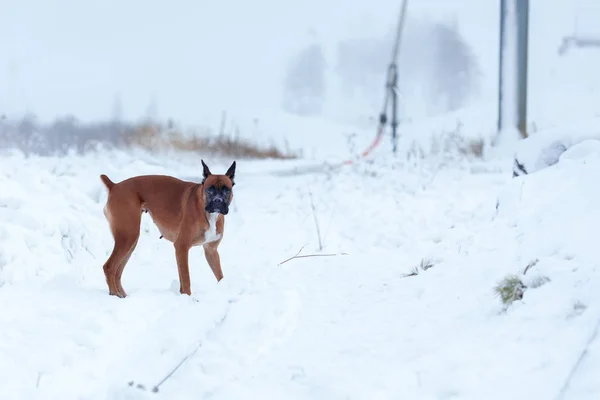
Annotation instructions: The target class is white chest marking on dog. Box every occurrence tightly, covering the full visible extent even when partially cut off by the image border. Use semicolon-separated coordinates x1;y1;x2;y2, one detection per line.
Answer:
203;213;221;244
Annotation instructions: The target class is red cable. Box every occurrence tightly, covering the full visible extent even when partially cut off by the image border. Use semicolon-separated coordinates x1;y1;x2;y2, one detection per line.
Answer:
341;124;386;166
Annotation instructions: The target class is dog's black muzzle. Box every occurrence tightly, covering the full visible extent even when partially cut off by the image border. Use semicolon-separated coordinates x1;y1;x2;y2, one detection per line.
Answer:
205;197;229;215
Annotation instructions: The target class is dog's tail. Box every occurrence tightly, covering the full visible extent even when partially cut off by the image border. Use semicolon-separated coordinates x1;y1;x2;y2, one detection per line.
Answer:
100;174;115;191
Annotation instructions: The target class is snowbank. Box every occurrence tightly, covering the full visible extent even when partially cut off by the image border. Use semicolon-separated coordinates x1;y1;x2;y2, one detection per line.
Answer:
494;138;600;399
499;138;600;266
512;117;600;175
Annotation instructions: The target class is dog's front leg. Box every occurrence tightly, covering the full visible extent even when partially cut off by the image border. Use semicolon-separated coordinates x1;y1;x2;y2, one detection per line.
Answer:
203;243;224;282
174;243;192;295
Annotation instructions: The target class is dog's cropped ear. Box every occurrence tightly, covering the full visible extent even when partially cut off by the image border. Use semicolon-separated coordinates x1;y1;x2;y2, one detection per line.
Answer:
201;160;212;183
225;161;236;186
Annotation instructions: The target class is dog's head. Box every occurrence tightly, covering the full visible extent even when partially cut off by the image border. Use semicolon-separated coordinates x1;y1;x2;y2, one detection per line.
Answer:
201;160;236;215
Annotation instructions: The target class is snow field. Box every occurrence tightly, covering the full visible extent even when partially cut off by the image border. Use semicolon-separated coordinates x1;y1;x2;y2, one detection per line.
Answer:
0;136;598;399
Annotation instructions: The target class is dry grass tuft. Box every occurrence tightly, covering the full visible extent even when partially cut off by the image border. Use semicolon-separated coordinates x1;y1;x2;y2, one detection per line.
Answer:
126;123;298;160
420;258;435;271
402;258;436;278
464;139;484;157
494;275;526;306
402;266;421;278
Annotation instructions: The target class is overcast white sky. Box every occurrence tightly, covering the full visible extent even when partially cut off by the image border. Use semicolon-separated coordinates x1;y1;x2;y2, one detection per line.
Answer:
2;0;583;126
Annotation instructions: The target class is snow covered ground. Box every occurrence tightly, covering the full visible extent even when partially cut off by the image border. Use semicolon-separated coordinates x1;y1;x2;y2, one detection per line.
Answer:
0;134;598;399
2;0;600;397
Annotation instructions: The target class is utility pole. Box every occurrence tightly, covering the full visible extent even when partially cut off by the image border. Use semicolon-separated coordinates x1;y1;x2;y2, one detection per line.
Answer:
389;64;399;153
516;0;529;139
497;0;529;140
387;0;408;154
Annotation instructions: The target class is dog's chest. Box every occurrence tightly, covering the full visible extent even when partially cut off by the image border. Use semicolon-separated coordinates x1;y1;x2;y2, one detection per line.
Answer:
201;213;221;245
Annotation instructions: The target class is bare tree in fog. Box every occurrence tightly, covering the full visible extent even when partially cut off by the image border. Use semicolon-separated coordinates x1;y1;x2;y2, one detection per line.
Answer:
0;114;134;156
282;42;327;117
429;22;480;112
15;113;39;152
335;19;480;119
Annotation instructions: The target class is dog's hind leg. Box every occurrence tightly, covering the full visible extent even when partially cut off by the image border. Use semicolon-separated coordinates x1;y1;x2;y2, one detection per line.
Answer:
103;239;128;297
115;235;139;298
102;200;142;298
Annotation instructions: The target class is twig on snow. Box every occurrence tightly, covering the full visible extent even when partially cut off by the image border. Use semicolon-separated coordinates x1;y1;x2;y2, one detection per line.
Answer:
280;244;308;264
278;245;348;266
523;258;539;275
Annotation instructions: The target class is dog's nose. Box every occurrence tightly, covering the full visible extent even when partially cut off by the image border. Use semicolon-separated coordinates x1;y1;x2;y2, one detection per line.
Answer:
213;198;223;204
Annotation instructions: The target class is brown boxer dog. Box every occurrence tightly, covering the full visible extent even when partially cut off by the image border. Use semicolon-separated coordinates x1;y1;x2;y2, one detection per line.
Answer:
99;160;235;298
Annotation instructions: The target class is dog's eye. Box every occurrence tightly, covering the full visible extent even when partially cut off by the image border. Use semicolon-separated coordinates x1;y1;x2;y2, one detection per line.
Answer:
206;186;216;194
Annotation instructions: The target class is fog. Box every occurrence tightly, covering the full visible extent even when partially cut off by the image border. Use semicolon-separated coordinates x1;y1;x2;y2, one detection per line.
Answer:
1;0;494;127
